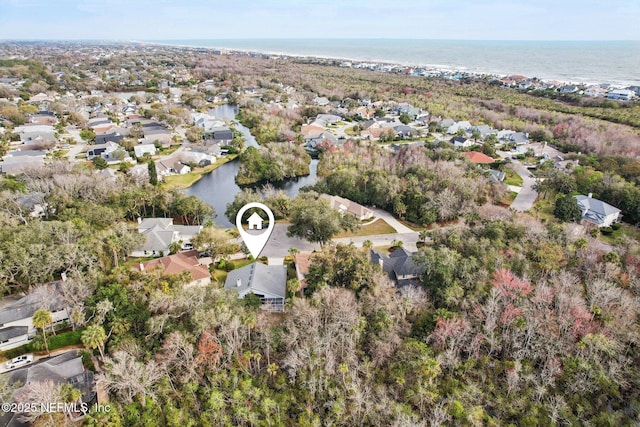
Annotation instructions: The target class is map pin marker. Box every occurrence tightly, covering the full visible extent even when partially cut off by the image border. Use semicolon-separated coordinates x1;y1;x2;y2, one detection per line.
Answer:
236;202;275;259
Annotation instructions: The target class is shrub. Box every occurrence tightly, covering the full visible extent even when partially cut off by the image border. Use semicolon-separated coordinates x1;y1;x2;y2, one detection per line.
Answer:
224;261;236;271
611;223;621;230
600;227;614;235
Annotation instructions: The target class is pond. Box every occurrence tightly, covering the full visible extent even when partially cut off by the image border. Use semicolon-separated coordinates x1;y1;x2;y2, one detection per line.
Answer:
185;104;318;227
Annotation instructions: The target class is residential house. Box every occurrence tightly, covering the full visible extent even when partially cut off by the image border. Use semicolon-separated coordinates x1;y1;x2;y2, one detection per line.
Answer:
133;143;157;158
509;132;529;145
13;124;56;145
438;118;455;129
462;151;495;164
313;114;341;127
95;130;124;145
155;158;191;177
133;250;211;288
86;141;132;163
607;89;635;101
224;263;287;312
320;194;374;221
370;248;421;285
141;121;172;147
471;125;497;139
487;169;506;182
301;124;326;137
575;194;621;228
313;96;330;107
131;217;202;257
393;125;419;139
211;128;233;144
180;151;216;166
450;136;475;148
1;350;96;426
0;150;46;174
446;121;471;135
393;103;422;119
0;283;69;351
305;132;338;153
559;85;579;94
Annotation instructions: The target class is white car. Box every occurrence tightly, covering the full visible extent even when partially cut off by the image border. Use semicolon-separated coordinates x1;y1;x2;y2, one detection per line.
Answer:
5;354;33;369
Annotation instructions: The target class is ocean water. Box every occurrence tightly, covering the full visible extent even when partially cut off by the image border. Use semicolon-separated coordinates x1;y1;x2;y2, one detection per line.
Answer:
151;39;640;86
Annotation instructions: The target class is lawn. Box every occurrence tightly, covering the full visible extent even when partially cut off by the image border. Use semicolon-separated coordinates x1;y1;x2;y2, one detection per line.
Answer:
504;168;524;186
335;218;396;237
162;155;236;190
531;197;556;222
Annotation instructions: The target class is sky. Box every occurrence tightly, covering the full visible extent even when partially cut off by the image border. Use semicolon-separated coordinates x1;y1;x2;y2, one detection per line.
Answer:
0;0;639;41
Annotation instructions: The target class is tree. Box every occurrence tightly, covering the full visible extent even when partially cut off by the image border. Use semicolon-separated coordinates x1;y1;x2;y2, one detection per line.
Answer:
92;156;108;170
148;161;158;186
287;196;342;246
554;195;582;222
398;113;411;125
168;241;182;255
82;324;107;360
185;125;204;143
32;309;53;356
192;227;240;259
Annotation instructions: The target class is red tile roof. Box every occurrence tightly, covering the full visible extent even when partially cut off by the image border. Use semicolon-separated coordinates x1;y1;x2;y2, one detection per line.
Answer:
134;250;210;282
462;151;495;164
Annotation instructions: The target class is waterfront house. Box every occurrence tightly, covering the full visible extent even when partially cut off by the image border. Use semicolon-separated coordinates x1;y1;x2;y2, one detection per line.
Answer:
320;194;374;221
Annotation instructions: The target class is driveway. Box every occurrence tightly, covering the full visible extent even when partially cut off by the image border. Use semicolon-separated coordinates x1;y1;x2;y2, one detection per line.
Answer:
509;161;538;212
260;223;321;257
370;208;414;233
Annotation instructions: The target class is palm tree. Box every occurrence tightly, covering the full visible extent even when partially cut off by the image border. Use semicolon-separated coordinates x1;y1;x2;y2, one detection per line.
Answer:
419;230;429;243
32;309;53;357
81;325;107;360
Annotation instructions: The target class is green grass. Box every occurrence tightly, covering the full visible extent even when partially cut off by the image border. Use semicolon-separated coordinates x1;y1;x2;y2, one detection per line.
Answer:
504;169;524;186
531;197;556;222
599;223;640;245
398;218;426;232
335;218;396;237
162;155;236;190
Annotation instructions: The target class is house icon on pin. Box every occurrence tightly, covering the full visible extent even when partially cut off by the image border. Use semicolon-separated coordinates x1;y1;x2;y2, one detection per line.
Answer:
247;212;264;230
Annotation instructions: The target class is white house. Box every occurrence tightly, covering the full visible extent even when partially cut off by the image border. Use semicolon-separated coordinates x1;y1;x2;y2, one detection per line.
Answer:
133;143;157;158
131;217;202;257
0;284;69;351
575;194;622;228
607;89;635;101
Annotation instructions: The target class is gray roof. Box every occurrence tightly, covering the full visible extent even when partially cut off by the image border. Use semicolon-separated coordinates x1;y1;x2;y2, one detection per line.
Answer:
487;169;506;182
138;218;173;231
0;326;28;341
575;195;621;224
0;284;65;325
3;350;96;426
224;263;286;299
370;248;421;283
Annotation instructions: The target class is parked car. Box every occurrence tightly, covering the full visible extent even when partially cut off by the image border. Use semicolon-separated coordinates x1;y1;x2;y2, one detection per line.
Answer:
182;243;194;250
5;354;34;369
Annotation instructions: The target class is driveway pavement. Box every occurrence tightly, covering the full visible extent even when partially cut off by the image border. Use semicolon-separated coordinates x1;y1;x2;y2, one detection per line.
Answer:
370;208;414;233
260;223;321;257
509;161;538;212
